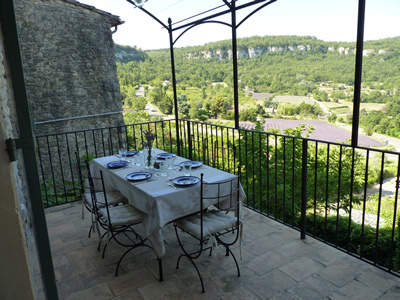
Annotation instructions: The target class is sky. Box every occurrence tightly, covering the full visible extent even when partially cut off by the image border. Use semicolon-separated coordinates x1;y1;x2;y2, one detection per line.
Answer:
78;0;400;50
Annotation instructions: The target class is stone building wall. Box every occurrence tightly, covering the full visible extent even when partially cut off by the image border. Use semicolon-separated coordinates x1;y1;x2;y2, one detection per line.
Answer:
14;0;124;136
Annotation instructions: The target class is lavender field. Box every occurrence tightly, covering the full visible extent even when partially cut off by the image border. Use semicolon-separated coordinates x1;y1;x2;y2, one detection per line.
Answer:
239;119;383;147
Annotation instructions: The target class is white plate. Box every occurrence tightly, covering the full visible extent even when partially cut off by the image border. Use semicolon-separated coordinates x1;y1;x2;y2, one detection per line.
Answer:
107;160;128;169
156;153;176;159
172;176;200;187
180;161;203;169
126;172;152;181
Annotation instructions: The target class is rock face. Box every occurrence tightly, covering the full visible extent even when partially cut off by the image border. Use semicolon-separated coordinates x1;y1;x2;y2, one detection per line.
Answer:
14;0;124;136
182;41;388;61
114;44;148;63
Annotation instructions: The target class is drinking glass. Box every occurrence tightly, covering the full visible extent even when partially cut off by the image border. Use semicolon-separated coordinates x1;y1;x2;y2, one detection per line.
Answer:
182;161;192;176
134;151;144;166
166;156;174;170
160;161;168;177
119;148;127;161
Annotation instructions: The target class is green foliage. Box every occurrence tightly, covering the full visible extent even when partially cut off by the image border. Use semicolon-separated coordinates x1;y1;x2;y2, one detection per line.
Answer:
277;102;322;117
306;214;399;271
236;123;365;224
116;35;400;136
327;113;337;123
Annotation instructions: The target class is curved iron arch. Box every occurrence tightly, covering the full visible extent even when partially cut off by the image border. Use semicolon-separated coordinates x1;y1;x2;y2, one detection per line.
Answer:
173;20;231;46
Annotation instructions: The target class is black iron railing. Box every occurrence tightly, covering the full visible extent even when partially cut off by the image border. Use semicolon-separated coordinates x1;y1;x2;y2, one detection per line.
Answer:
36;119;400;276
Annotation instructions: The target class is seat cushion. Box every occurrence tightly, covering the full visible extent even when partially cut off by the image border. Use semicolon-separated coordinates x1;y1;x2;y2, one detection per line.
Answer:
176;211;238;237
99;204;142;227
85;190;127;208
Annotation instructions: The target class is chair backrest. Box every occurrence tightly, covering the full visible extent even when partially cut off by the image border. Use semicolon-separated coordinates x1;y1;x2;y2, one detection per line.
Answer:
84;161;113;228
199;166;241;237
75;152;85;199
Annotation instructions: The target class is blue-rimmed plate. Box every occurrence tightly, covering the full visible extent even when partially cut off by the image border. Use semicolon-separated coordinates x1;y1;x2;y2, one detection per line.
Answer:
156;153;176;160
107;160;128;169
126;150;139;157
126;171;152;182
179;161;203;169
172;176;200;187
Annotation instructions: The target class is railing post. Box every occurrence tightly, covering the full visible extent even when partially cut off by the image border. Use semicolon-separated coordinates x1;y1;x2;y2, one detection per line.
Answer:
187;121;192;160
301;139;308;239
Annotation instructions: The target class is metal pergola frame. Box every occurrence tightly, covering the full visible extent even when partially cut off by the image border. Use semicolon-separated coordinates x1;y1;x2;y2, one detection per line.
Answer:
0;1;367;299
127;0;366;151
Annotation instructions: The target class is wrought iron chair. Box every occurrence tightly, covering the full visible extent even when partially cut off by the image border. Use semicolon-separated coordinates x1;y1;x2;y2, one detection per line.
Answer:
76;153;127;239
174;169;242;293
86;166;151;276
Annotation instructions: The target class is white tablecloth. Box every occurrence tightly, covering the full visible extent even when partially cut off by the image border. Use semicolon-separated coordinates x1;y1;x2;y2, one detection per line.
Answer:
90;149;246;257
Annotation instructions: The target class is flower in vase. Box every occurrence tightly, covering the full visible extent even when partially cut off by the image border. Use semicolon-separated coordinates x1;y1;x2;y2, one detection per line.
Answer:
142;130;156;167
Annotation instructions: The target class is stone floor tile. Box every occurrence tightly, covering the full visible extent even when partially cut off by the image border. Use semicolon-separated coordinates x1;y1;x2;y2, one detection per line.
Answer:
317;259;360;287
308;244;345;266
329;279;382;300
50;237;84;256
378;284;400;299
269;291;299;300
113;289;144;300
275;239;316;260
286;283;325;300
357;266;398;293
137;274;184;300
52;254;70;268
214;286;262;300
279;255;325;281
211;246;254;271
67;243;102;263
211;266;256;293
56;275;87;300
244;269;297;299
246;250;289;275
108;268;156;296
300;273;338;298
43;202;400;300
243;234;285;256
65;283;114;300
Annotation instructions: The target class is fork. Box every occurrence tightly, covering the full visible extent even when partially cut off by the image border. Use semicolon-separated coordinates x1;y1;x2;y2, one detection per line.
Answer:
167;183;177;190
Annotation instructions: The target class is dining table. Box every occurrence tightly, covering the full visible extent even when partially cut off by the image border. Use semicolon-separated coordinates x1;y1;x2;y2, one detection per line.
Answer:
90;148;246;259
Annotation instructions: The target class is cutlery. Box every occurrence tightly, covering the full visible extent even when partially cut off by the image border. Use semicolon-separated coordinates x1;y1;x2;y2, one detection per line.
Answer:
132;179;156;185
167;183;177;190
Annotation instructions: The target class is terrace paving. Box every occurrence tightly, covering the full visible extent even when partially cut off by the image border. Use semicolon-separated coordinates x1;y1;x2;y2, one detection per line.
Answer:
42;201;400;299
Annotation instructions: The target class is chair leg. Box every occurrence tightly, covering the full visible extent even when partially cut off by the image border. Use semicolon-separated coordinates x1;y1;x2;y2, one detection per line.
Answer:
225;246;240;277
115;244;153;276
186;255;205;293
88;224;93;238
115;246;134;276
158;258;163;282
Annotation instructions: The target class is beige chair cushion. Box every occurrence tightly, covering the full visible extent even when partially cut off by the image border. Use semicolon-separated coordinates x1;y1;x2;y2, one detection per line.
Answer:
99;204;142;227
85;190;127;208
176;211;238;238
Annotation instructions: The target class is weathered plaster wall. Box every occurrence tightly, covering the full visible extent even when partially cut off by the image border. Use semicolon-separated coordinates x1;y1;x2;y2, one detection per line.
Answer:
14;0;124;136
0;18;38;300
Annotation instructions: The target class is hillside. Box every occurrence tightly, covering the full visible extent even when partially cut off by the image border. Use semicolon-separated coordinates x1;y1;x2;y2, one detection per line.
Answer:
117;35;400;140
114;44;148;63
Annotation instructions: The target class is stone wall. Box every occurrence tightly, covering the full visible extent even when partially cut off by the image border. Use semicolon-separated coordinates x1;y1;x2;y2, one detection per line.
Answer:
14;0;124;136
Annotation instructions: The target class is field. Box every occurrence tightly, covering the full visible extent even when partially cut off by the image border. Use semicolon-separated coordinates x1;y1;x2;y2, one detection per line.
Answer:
273;95;316;105
324;100;385;114
240;119;384;148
